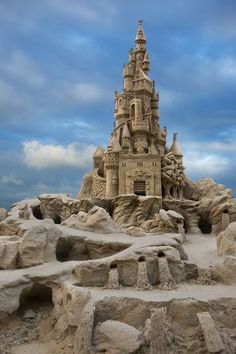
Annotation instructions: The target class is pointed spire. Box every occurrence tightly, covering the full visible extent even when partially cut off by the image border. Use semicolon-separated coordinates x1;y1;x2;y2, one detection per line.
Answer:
122;122;130;138
135;20;146;49
111;134;122;153
143;50;149;63
151;81;158;103
150;140;158;155
170;132;183;157
93;146;105;158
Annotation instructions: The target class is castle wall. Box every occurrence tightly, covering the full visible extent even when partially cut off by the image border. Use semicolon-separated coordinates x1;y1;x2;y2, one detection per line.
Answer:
119;154;161;196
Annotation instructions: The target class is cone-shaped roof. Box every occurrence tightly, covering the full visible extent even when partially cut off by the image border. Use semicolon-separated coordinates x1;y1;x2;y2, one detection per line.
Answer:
150;141;158;155
151;81;158;102
143;50;150;63
93;146;105;158
122;122;130;138
111;134;122;152
135;20;146;43
170;132;183;156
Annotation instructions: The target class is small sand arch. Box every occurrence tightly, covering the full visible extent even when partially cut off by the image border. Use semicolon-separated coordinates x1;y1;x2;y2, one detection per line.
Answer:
32;205;43;220
19;283;53;310
110;262;117;269
157;251;165;257
53;215;61;224
138;256;145;262
198;215;212;234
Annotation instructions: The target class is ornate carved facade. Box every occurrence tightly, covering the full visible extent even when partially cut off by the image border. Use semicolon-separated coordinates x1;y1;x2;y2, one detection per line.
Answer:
79;21;185;200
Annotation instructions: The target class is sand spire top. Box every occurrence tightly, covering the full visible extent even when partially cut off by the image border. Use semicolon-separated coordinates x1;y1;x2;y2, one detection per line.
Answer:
135;20;146;48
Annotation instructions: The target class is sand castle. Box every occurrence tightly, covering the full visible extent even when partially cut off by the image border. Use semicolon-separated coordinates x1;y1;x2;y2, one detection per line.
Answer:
0;22;236;354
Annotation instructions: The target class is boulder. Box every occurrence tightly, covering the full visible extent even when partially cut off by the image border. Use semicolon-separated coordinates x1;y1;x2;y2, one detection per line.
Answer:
169;299;207;326
0;208;7;222
9;199;41;219
53;285;91;332
0;236;20;269
63;206;117;233
167;210;184;220
141;209;184;234
217;222;236;256
94;320;144;354
125;226;146;237
74;262;109;287
159;209;171;221
218;256;236;285
0;219;19;236
163;199;201;234
18;224;61;267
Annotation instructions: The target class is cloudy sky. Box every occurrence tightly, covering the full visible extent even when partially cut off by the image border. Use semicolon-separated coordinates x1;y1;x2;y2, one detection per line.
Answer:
0;0;236;209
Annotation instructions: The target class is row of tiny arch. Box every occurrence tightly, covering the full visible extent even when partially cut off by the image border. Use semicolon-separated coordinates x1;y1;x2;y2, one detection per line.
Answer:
105;252;176;291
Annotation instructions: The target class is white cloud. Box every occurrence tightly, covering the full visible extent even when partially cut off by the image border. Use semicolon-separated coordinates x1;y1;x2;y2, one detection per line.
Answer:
0;174;24;186
206;141;236;153
182;139;236;179
70;82;109;103
184;150;231;176
23;140;96;169
219;56;236;78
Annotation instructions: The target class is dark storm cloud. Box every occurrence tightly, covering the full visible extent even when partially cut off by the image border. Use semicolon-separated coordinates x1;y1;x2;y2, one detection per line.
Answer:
0;0;235;208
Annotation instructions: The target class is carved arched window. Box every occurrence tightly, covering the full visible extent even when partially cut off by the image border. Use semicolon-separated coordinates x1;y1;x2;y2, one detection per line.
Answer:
131;103;135;117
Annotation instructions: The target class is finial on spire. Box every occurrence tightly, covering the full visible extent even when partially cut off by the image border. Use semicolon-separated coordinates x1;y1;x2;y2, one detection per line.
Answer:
135;20;146;49
170;132;183;156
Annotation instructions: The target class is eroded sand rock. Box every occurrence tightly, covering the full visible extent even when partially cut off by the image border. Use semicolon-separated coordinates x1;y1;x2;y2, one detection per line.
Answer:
217;222;236;256
18;224;61;267
197;178;236;235
62;206;117;233
218;256;236;285
112;195;161;227
94;320;145;353
0;208;8;222
0;236;20;269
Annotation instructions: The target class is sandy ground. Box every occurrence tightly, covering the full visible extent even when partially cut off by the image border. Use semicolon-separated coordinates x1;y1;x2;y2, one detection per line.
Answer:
184;233;224;268
1;231;235;354
88;282;236;302
11;343;51;354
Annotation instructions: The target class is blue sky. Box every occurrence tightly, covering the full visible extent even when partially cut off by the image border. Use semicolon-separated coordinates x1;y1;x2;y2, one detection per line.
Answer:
0;0;236;209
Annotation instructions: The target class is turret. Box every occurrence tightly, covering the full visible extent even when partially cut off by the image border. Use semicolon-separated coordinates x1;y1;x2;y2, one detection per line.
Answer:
130;98;149;154
121;122;131;154
129;48;135;64
104;134;121;197
93;146;105;170
170;133;183;159
142;50;150;75
123;63;134;91
151;81;159;131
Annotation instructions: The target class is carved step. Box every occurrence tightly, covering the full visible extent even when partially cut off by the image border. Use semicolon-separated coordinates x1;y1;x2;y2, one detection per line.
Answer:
197;311;225;353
